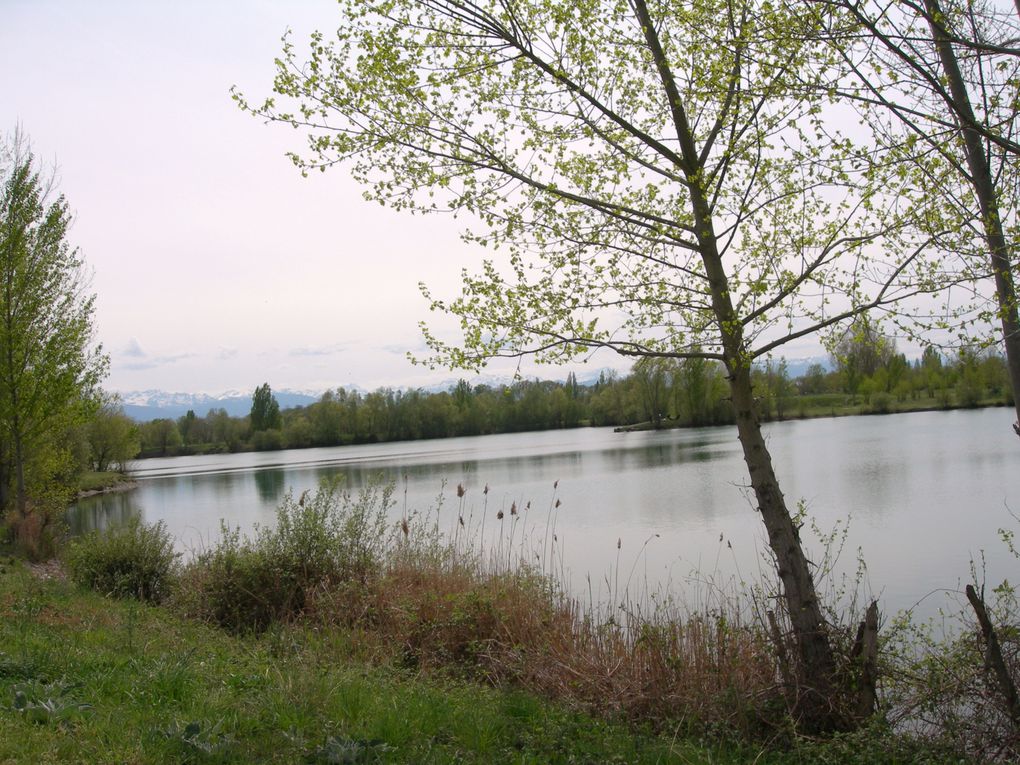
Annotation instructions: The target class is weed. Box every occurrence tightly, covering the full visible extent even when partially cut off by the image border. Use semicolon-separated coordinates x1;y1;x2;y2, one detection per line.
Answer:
156;719;233;761
305;734;392;764
10;677;91;725
4;503;64;561
175;479;392;633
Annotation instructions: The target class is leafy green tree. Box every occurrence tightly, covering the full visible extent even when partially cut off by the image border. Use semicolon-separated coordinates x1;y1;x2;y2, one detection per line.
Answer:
831;317;894;401
759;358;792;421
140;418;182;457
250;382;282;433
244;0;966;725
797;363;831;396
0;133;107;514
633;358;670;428
208;407;243;451
177;408;208;446
87;394;139;472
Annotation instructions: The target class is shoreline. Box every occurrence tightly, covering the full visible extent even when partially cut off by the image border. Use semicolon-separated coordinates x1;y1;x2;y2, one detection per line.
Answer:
76;478;139;500
614;400;1012;432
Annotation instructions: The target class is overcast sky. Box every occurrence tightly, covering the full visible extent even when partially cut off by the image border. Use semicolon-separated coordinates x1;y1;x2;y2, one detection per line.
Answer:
2;0;831;395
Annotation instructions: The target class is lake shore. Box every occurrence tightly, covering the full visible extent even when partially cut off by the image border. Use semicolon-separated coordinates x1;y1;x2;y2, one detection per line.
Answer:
76;471;138;499
614;398;1012;432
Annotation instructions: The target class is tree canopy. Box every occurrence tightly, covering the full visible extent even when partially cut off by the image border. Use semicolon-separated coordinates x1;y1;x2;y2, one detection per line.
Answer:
250;382;282;433
0;133;107;515
818;0;1020;433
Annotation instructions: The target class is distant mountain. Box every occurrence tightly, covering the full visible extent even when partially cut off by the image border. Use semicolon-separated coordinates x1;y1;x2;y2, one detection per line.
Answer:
119;358;834;421
119;389;320;422
421;368;619;393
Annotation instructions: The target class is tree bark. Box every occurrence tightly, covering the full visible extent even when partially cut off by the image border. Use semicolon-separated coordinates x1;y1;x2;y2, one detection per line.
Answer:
965;584;1020;728
852;601;879;721
630;0;842;730
728;361;841;730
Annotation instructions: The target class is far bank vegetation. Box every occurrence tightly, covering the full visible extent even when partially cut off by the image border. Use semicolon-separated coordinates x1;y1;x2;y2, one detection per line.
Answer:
134;340;1013;458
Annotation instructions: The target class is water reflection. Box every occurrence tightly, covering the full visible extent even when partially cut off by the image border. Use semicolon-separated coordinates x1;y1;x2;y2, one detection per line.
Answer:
68;411;1020;619
66;492;142;535
254;468;286;502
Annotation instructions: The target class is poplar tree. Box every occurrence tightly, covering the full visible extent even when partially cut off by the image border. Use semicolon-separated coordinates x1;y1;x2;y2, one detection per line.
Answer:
240;0;962;729
250;382;282;433
0;134;106;515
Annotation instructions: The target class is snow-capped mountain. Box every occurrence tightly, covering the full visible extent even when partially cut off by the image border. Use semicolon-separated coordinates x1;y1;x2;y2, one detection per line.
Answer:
116;389;321;421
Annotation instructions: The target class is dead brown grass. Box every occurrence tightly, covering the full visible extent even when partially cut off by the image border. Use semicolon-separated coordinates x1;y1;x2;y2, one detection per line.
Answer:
303;536;784;735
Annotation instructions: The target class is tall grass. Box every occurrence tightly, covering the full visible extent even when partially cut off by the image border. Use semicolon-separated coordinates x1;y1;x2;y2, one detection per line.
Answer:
159;478;786;737
66;479;1019;757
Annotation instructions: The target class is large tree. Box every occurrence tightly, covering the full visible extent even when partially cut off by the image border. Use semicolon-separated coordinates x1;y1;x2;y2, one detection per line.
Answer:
820;0;1020;435
0;134;107;514
242;0;957;729
87;394;140;473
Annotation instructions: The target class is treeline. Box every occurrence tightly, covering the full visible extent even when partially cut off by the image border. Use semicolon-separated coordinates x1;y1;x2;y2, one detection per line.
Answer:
132;363;733;457
126;342;1014;459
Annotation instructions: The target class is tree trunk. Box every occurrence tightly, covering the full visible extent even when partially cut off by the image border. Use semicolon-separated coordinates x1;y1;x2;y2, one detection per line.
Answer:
852;601;880;721
966;584;1020;728
631;0;843;729
728;362;841;731
11;394;26;515
924;0;1020;438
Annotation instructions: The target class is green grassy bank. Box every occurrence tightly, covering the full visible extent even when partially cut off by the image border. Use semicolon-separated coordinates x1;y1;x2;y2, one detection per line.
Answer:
76;471;136;498
5;479;998;763
1;558;966;765
0;560;768;765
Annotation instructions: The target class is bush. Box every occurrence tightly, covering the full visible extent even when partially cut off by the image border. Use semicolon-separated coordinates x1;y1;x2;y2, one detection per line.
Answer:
66;517;178;603
4;505;65;561
868;391;893;414
175;480;392;633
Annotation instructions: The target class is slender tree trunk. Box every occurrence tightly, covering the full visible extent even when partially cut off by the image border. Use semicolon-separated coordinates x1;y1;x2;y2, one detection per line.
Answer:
12;410;26;515
728;361;841;730
0;452;9;512
925;0;1020;437
631;0;842;729
966;584;1020;728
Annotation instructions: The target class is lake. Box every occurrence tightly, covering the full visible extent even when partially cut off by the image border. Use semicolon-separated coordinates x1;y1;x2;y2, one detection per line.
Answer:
71;407;1020;621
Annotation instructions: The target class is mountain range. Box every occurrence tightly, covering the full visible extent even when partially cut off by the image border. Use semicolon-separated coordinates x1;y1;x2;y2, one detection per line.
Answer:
116;357;833;422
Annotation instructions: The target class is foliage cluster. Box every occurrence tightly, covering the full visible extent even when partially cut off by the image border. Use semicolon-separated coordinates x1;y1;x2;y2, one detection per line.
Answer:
0;134;107;538
173;481;391;632
66;517;178;603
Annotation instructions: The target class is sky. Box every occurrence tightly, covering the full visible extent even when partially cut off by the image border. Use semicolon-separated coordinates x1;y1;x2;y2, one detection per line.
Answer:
0;0;833;396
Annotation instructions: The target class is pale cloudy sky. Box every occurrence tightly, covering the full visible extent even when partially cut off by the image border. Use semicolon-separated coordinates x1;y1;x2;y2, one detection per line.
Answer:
2;0;830;395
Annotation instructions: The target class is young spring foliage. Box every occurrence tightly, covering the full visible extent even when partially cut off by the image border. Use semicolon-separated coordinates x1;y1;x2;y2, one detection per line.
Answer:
0;133;107;515
240;0;954;371
817;0;1020;433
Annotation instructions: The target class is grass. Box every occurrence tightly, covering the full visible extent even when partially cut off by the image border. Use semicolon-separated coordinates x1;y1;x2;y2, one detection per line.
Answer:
77;471;133;495
0;561;774;764
4;476;991;763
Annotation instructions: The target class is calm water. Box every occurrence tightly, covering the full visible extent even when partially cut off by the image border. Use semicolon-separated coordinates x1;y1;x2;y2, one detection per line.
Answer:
71;408;1020;619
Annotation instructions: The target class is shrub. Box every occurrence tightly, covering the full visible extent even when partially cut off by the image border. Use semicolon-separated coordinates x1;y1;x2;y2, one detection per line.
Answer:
176;480;392;633
4;503;65;561
66;517;178;603
869;391;893;414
